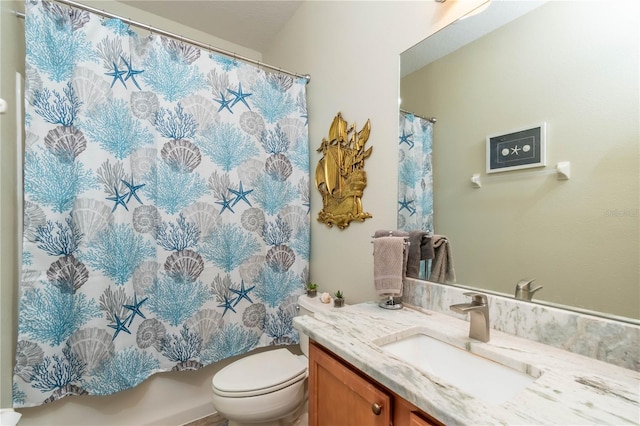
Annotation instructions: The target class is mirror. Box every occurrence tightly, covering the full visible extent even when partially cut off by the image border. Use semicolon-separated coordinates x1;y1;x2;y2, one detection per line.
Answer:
400;1;639;322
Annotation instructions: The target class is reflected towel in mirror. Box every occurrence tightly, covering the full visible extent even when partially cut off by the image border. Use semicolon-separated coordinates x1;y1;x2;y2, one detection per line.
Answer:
407;231;433;278
429;235;456;283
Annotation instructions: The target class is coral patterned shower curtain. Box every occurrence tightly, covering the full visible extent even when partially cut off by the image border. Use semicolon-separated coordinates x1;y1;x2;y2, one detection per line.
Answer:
14;0;310;407
397;112;433;232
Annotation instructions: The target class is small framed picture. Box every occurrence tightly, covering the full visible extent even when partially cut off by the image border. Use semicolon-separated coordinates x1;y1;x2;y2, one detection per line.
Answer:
486;123;546;173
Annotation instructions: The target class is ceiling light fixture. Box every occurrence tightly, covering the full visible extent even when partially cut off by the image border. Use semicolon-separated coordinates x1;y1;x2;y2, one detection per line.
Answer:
458;0;493;21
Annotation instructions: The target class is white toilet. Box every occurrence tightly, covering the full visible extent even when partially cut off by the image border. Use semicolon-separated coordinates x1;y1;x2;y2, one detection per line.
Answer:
211;294;337;426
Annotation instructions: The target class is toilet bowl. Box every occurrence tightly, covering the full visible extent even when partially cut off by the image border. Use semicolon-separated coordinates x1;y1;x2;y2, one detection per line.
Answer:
211;294;338;426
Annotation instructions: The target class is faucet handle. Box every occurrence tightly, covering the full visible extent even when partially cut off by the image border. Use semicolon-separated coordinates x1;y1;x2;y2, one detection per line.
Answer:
529;284;543;293
514;278;543;300
462;292;487;305
516;278;536;290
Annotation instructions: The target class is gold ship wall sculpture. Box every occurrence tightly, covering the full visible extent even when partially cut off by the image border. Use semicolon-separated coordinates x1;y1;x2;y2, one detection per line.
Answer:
315;112;373;229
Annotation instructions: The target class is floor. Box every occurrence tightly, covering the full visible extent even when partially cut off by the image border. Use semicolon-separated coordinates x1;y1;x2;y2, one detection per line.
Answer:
182;413;228;426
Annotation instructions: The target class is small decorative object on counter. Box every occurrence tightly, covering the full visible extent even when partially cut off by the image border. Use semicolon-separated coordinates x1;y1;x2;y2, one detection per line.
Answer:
306;282;318;297
333;290;345;307
320;292;332;303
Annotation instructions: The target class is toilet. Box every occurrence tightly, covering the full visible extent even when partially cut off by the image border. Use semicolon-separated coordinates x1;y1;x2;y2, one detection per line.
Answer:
211;294;337;426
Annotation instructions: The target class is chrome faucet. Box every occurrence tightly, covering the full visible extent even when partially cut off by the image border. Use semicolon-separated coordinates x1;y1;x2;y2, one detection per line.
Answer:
514;278;543;301
449;292;490;342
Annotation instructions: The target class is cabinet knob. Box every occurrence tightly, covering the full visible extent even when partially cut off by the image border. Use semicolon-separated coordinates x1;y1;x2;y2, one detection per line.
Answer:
371;402;382;415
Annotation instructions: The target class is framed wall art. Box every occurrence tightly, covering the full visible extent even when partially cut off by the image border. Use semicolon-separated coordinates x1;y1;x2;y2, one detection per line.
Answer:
486;123;546;173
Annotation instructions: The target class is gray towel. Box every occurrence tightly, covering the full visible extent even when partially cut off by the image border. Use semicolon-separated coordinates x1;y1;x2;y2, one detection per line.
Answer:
429;235;456;283
406;231;426;278
421;234;434;260
373;236;405;296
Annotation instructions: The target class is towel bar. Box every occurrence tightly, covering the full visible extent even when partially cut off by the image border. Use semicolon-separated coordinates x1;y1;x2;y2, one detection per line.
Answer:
370;240;410;245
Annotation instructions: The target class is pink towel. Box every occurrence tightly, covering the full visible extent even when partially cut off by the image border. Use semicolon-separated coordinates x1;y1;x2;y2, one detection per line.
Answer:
373;236;405;296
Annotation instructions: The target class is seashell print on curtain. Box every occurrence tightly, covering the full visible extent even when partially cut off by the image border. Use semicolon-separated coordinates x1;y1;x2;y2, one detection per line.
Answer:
14;0;310;407
397;112;433;232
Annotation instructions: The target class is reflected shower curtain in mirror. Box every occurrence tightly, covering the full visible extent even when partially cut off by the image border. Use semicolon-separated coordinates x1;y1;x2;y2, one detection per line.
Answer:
14;0;310;407
397;112;433;231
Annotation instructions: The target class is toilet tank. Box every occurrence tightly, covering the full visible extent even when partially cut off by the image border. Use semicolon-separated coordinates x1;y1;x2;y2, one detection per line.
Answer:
295;294;341;357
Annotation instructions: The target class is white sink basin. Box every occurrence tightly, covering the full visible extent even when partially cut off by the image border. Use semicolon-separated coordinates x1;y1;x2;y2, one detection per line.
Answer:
379;331;540;405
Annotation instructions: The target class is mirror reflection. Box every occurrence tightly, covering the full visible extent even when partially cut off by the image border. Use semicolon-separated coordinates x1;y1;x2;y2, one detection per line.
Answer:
400;1;639;321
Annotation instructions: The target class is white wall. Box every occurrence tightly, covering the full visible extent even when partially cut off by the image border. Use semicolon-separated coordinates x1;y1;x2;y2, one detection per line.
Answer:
264;0;484;305
1;0;484;424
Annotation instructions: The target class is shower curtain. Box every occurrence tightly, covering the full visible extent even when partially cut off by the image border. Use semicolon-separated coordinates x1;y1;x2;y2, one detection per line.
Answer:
14;0;310;407
397;112;433;232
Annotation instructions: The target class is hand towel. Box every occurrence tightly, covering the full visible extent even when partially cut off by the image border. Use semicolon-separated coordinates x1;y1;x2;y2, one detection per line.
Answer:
406;231;427;278
373;236;406;296
428;235;456;283
373;229;409;276
421;234;434;260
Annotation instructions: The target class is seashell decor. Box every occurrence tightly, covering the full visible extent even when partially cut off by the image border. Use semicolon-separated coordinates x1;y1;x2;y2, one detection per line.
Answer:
72;66;111;112
164;249;204;283
67;327;115;372
161;139;202;173
46;255;89;293
319;292;332;304
182;94;219;130
72;198;113;243
266;244;295;272
181;202;221;239
136;318;166;351
132;261;159;296
14;340;44;382
186;309;223;346
265;153;293;182
23;201;46;242
44;126;87;162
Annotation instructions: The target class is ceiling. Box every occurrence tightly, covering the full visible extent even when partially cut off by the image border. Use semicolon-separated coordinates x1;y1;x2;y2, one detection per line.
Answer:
119;1;546;78
401;1;546;77
119;0;303;53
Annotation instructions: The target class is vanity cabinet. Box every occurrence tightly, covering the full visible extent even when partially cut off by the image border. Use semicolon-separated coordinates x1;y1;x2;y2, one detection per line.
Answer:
308;340;442;426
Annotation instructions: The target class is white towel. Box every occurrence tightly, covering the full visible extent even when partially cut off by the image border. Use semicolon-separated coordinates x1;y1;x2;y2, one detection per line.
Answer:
373;236;405;296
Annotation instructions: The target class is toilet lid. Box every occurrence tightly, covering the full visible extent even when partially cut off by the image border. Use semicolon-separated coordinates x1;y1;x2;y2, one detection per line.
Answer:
212;348;307;397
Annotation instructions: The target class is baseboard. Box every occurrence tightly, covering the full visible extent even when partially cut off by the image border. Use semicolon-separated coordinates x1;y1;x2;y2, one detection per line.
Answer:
141;401;223;426
181;411;227;426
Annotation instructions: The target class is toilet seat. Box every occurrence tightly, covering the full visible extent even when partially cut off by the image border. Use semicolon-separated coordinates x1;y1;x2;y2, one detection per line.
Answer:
212;348;307;398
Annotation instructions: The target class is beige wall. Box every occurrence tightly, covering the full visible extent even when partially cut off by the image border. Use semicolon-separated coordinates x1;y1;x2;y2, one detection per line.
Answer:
0;1;24;407
1;0;25;411
401;1;639;319
0;0;483;424
264;0;484;305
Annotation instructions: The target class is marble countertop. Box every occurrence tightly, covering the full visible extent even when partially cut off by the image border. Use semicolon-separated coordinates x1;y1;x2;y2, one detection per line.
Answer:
294;302;640;425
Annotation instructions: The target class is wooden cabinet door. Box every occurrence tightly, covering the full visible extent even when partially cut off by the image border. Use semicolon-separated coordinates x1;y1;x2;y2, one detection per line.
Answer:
309;341;391;426
409;411;438;426
394;394;443;426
